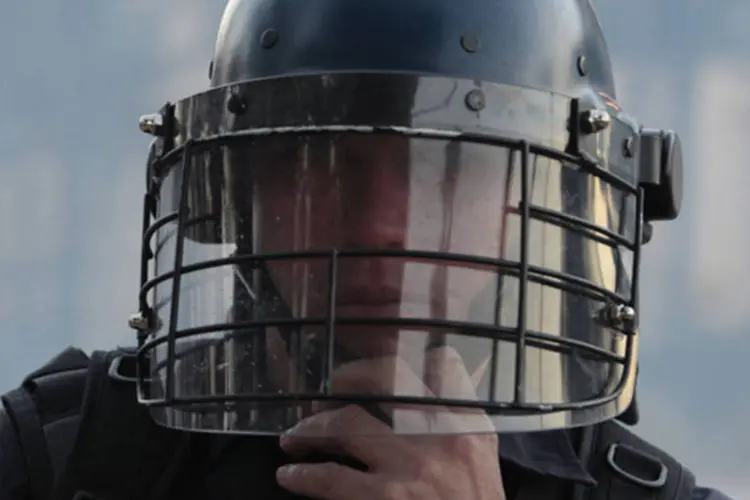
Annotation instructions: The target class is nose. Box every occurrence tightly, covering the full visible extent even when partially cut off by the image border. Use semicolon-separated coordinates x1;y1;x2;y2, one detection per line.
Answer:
341;159;408;250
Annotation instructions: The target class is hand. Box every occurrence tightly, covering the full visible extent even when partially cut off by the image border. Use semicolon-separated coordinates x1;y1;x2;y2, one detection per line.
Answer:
275;347;506;500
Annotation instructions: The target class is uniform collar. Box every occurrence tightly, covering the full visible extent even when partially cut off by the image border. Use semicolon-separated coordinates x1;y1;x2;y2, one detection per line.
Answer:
498;429;596;486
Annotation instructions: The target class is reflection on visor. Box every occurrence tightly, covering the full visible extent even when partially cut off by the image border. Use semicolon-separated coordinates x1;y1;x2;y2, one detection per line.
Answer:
145;133;638;435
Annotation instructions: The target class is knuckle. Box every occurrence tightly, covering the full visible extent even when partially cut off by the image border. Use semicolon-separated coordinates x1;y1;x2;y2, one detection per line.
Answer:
448;434;479;459
414;455;443;483
333;358;384;393
426;346;464;378
383;480;411;500
443;349;468;378
316;462;342;494
483;431;499;448
442;346;463;365
330;404;365;433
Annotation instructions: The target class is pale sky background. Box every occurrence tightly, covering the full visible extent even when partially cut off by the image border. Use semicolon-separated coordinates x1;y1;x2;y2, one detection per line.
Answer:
0;1;748;498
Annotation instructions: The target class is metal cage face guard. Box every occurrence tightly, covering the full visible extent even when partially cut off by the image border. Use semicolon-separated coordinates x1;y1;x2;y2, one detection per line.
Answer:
130;73;675;436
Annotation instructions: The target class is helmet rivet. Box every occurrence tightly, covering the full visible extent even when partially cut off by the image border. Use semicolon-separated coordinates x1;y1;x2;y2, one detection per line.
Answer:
227;93;247;115
623;136;636;158
260;28;278;49
138;113;164;136
128;312;163;333
597;304;636;329
577;55;587;76
128;313;150;332
465;89;485;111
460;34;480;53
580;109;610;134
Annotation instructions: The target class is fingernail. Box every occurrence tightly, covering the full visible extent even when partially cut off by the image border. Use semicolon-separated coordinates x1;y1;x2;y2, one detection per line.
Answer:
281;424;298;438
276;464;297;482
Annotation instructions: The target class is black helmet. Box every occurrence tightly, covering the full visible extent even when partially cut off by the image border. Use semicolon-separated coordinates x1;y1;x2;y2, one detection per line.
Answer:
130;0;683;435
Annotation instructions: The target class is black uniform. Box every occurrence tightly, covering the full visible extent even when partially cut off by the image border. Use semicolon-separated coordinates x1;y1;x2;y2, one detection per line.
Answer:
0;0;738;499
0;348;735;499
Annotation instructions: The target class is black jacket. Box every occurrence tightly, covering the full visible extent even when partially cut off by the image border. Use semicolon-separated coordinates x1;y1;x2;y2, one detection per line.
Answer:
0;406;735;500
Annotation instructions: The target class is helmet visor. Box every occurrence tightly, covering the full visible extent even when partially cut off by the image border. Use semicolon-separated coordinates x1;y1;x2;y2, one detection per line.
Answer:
145;132;637;435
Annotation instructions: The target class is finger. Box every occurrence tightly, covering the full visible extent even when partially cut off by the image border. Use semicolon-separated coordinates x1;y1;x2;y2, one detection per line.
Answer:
420;347;496;433
312;355;434;415
276;461;376;500
336;355;433;396
317;353;491;433
470;355;491;389
325;348;477;401
312;355;440;432
423;346;479;400
315;352;493;433
280;404;409;467
311;355;432;419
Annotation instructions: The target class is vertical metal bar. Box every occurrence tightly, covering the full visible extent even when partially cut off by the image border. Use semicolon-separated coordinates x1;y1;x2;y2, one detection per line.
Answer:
224;337;235;429
630;189;643;318
208;342;217;395
615;189;643;400
165;142;194;404
322;249;339;395
488;148;516;403
625;187;644;386
138;193;154;315
489;275;501;403
245;142;260;427
136;192;155;399
512;140;530;404
614;190;627;298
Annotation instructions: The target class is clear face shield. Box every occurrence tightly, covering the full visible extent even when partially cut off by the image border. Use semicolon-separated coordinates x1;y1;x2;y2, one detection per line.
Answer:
135;75;645;436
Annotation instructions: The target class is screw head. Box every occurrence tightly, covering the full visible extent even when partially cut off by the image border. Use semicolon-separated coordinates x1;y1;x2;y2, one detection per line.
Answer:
465;89;485;111
580;109;611;134
597;303;637;329
128;312;162;333
260;28;278;49
227;93;248;115
577;55;587;76
128;313;150;332
460;34;480;53
623;136;636;158
138;113;163;135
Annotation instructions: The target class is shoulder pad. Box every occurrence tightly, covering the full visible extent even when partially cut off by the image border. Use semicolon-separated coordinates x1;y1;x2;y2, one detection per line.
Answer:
22;347;90;385
0;404;32;500
0;347;93;500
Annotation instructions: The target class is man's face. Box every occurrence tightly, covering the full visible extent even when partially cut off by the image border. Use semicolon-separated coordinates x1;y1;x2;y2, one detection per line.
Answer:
250;134;516;367
157;130;632;433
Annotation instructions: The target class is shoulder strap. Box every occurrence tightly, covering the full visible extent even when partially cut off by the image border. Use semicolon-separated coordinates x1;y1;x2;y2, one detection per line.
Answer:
51;349;193;500
1;347;91;500
585;420;696;500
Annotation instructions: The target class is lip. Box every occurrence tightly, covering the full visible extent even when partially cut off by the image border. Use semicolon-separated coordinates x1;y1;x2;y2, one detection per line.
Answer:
333;287;450;316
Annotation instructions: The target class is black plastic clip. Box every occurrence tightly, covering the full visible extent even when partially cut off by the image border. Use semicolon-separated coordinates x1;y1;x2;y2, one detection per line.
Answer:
606;442;668;489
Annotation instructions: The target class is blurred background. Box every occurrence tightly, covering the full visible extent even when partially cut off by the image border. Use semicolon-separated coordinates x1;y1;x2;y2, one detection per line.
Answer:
0;1;748;497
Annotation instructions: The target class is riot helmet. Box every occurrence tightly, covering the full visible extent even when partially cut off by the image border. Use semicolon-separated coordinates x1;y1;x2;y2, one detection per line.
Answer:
130;0;683;436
